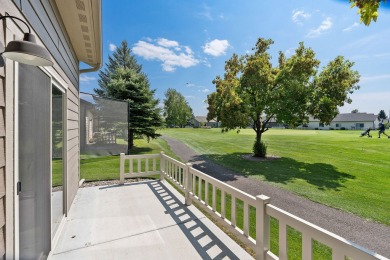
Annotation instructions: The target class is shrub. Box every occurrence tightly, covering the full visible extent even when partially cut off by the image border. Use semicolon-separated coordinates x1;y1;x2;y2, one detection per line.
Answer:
253;140;267;157
329;127;334;130
340;127;346;130
314;128;319;130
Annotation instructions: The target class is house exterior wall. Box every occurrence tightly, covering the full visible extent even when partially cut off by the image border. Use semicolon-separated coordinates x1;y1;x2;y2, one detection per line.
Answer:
307;121;376;130
0;21;6;259
1;0;81;257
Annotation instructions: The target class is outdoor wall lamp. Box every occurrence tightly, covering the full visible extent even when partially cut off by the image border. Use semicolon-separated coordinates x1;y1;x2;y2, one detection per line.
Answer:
0;15;53;66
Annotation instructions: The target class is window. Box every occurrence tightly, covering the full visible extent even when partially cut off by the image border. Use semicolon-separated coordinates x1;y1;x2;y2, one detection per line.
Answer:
319;123;324;127
336;123;340;127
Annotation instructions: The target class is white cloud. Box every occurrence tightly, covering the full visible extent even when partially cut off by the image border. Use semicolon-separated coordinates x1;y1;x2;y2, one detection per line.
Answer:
307;17;332;38
203;39;230;57
80;75;96;82
292;10;311;24
201;88;210;93
285;47;295;56
109;43;117;52
200;4;213;21
157;38;179;48
360;74;390;83
132;39;199;72
343;22;359;32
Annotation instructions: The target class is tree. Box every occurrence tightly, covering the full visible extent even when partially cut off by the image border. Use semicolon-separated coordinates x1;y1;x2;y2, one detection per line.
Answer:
163;89;194;128
207;38;360;157
95;41;163;149
378;110;388;120
351;109;359;113
350;0;386;25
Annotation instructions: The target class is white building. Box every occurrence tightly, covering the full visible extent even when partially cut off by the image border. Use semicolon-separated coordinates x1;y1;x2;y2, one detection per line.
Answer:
305;113;378;130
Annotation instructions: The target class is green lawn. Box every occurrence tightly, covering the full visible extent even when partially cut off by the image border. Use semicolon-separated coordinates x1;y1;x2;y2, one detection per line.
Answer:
160;128;390;226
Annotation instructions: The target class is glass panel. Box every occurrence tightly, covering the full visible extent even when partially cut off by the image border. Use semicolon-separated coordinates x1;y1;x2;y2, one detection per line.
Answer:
19;64;51;259
52;86;64;237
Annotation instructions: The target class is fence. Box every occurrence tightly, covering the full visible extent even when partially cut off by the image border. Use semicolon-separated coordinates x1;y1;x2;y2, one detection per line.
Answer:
80;92;128;156
119;152;387;260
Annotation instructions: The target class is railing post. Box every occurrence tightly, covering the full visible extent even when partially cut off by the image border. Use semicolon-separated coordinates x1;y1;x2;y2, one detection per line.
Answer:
185;163;192;206
255;195;271;260
120;153;125;185
160;151;165;182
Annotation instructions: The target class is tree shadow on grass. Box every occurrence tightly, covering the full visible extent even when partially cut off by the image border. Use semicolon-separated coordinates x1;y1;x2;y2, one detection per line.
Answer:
191;153;355;191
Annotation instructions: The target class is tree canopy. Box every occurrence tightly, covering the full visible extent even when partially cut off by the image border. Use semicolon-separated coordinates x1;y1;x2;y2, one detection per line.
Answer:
378;110;388;120
350;0;386;25
95;41;163;149
207;38;360;157
163;89;194;128
351;109;359;113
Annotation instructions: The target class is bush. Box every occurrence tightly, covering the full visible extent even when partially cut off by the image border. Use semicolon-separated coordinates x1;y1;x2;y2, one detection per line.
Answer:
340;127;346;130
253;140;267;157
314;128;319;130
329;127;334;130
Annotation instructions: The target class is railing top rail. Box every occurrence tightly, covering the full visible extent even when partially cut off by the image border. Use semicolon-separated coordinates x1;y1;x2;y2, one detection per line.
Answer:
161;153;186;167
266;204;385;259
121;153;160;159
189;167;256;203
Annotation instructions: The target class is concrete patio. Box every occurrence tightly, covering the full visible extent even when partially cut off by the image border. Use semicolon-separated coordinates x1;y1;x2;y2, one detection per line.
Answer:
50;180;252;259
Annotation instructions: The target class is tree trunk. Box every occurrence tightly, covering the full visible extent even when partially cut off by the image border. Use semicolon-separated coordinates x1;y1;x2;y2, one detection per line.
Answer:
128;129;134;153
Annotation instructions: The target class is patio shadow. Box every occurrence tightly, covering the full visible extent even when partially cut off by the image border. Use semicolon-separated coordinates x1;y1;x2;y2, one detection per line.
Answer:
148;181;242;260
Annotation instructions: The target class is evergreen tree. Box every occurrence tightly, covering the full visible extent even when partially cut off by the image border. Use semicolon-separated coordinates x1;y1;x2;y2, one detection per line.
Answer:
378;110;388;121
95;41;163;149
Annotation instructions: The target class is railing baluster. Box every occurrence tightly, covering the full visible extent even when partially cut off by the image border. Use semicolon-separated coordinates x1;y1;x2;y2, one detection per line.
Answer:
130;158;133;175
192;172;196;194
243;201;249;237
205;181;209;206
212;185;216;211
146;158;149;173
120;153;125;184
138;158;141;173
153;158;156;172
221;190;226;219
302;234;312;260
231;196;236;227
279;220;288;260
198;177;202;201
168;161;171;177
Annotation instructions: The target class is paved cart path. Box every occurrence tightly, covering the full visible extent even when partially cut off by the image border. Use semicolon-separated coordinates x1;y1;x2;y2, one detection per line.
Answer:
161;136;390;258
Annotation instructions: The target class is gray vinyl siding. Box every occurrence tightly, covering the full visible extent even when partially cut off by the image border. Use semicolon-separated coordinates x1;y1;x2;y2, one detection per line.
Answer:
13;0;79;88
11;0;81;213
66;85;80;212
0;52;5;259
1;1;82;257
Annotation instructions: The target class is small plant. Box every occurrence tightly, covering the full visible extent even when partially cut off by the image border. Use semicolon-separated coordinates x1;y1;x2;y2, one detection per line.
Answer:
253;140;267;157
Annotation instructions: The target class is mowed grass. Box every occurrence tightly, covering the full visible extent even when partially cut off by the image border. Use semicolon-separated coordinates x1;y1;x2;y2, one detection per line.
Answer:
160;128;390;226
80;137;179;181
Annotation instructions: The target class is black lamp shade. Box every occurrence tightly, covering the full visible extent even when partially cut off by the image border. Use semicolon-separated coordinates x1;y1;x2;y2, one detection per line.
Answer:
2;33;53;66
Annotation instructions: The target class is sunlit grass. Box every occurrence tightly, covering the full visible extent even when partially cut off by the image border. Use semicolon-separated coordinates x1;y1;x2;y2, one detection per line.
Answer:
160;128;390;226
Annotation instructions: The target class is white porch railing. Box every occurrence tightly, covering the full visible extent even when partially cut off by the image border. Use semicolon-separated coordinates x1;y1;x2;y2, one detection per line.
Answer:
120;152;387;260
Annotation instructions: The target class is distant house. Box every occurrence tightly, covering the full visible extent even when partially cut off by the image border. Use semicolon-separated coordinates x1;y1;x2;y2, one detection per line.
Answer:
305;113;378;130
191;116;221;128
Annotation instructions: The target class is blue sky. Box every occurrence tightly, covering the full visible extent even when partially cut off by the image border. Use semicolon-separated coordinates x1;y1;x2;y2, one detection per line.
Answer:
80;0;390;116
